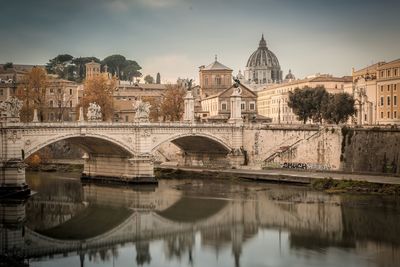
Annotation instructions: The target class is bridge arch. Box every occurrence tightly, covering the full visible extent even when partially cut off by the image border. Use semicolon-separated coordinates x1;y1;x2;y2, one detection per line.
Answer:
151;133;232;155
24;133;136;159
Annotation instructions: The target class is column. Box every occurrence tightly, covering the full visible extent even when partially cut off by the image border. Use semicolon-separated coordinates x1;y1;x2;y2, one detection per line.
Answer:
183;90;195;123
228;86;243;125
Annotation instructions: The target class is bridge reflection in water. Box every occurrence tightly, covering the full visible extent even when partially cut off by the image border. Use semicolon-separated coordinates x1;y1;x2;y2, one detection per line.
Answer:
1;173;400;267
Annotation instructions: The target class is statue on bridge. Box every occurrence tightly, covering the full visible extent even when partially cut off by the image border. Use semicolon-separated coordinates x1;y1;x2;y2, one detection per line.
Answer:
232;77;242;96
87;102;102;121
133;99;151;122
0;96;23;122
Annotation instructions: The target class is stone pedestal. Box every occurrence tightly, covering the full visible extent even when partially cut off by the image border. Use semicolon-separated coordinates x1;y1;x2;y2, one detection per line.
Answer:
183;91;195;123
228;87;243;125
0;161;30;197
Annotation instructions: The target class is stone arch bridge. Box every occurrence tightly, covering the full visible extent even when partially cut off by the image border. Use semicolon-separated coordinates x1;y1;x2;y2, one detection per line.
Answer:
0;121;244;193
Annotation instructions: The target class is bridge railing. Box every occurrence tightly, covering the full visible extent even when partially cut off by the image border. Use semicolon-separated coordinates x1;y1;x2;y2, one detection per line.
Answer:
0;121;241;128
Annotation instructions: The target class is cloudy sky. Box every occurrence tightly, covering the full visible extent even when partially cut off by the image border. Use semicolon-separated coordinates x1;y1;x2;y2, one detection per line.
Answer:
1;0;399;82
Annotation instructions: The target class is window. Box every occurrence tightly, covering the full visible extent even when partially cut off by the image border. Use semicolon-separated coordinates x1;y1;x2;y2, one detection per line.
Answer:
125;115;129;122
221;102;227;111
364;114;367;121
50;88;54;94
215;76;221;86
381;112;384;119
70;101;73;108
380;71;384;78
395;111;397;119
49;100;54;107
70;89;73;95
249;102;256;110
395;84;397;91
395;96;397;106
241;102;246;110
58;100;61;107
204;76;208;86
58;88;62;94
388;70;391;77
395;69;398;76
0;89;3;96
381;86;384;92
387;96;391;106
380;96;384;106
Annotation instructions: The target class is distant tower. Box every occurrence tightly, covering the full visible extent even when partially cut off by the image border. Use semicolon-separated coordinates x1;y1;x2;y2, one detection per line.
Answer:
156;72;161;84
85;60;101;79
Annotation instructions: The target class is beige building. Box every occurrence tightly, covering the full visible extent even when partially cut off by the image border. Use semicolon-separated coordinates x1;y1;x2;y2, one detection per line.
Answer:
257;74;352;123
85;61;102;79
45;78;81;121
376;59;400;124
113;83;168;122
346;63;384;125
200;83;269;123
199;57;232;98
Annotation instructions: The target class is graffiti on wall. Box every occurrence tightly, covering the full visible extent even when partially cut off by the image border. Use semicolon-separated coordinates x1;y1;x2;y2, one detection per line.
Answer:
282;162;332;170
263;161;333;170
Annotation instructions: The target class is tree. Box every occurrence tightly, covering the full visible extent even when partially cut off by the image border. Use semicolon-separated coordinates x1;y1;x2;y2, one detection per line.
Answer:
102;54;126;79
17;67;48;122
160;84;186;121
123;60;142;81
288;87;315;124
156;73;161;84
322;93;356;124
3;62;13;70
310;86;329;123
287;86;329;124
144;75;154;84
81;75;117;121
102;55;142;81
46;54;75;80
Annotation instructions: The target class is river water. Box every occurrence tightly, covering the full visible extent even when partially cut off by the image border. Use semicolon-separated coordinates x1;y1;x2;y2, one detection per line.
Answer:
1;171;400;267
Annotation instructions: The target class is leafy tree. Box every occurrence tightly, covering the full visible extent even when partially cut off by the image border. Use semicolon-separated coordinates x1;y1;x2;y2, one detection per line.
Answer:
288;86;329;124
81;75;117;121
123;60;142;81
322;93;356;124
46;54;75;81
288;87;314;124
144;75;154;84
3;62;13;70
102;54;126;78
17;67;48;122
310;86;329;123
102;55;142;81
156;73;161;84
160;84;186;121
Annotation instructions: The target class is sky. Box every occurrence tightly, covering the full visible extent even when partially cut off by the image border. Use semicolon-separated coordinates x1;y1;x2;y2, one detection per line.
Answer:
0;0;399;83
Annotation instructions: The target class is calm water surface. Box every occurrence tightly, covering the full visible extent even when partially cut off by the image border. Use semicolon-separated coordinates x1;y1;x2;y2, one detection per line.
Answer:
1;171;400;267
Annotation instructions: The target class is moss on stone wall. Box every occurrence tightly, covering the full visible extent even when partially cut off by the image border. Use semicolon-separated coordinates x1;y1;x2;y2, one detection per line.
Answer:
311;178;400;195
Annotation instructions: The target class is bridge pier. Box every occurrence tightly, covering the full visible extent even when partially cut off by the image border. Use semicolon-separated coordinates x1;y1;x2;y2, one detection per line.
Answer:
0;125;30;197
82;154;156;184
